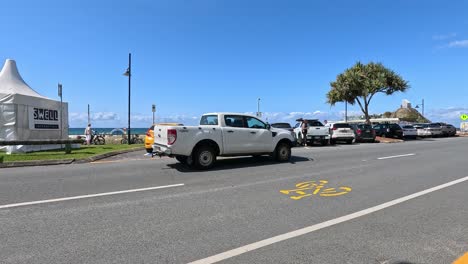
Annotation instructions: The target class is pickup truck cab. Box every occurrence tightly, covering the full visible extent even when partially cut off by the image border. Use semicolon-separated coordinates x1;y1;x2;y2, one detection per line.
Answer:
293;119;330;146
152;113;295;169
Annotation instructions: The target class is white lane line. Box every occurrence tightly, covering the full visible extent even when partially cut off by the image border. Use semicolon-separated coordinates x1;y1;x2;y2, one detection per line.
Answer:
377;153;415;160
188;175;468;264
0;183;185;210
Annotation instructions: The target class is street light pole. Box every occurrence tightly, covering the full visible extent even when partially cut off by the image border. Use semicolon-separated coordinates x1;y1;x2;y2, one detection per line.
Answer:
123;53;132;145
58;83;63;139
415;99;425;117
257;98;261;118
422;99;424;117
345;101;348;122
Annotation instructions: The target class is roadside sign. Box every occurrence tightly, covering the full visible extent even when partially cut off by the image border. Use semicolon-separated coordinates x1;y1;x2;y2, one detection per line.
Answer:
58;83;62;97
461;114;468;121
461;122;468;132
152;104;156;113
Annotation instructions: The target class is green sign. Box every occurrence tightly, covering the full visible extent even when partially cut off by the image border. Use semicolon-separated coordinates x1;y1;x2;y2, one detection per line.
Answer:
461;114;468;121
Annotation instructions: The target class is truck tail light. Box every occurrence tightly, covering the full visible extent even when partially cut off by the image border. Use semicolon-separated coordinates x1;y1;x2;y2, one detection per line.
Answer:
167;129;177;145
357;129;362;135
332;127;337;130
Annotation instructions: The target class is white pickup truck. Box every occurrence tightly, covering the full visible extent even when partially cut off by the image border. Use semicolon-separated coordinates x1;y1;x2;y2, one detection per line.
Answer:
293;119;330;146
152;113;295;169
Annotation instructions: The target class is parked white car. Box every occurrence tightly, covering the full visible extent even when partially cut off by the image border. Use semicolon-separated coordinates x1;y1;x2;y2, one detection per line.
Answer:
401;125;418;139
151;113;295;169
293;119;330;146
325;122;355;144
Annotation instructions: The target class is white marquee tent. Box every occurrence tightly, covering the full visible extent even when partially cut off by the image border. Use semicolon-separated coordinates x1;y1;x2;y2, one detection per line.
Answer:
0;59;68;153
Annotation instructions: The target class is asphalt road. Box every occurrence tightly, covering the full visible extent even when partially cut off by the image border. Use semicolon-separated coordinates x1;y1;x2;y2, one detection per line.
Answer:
1;137;467;264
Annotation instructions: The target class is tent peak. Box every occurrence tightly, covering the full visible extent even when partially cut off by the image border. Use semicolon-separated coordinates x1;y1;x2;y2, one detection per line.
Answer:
0;59;47;98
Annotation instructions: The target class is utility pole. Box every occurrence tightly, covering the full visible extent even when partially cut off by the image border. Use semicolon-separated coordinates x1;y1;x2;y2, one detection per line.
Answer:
345;101;348;122
152;104;156;124
257;98;261;118
87;104;90;124
123;53;132;144
422;99;425;117
58;83;63;139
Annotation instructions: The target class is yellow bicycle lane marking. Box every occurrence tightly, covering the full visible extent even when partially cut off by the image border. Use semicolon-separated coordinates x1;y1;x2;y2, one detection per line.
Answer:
454;252;468;264
280;180;351;200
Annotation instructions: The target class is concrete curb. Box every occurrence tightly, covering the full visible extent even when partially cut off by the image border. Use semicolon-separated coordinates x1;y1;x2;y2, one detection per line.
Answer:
0;147;145;168
74;147;145;164
375;137;404;143
0;159;75;168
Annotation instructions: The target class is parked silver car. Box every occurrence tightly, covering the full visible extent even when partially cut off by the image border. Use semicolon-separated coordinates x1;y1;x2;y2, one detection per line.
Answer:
413;124;431;138
426;123;443;137
401;125;417;139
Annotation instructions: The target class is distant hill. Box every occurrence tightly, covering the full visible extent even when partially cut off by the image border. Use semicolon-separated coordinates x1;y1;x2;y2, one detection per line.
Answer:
391;107;430;123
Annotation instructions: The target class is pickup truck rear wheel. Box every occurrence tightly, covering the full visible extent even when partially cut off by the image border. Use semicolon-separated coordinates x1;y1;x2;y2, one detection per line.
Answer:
274;142;291;162
193;146;216;170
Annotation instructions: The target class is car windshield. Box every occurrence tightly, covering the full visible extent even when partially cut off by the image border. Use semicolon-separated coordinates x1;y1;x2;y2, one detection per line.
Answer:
334;123;352;128
357;124;372;129
402;125;414;129
306;120;324;126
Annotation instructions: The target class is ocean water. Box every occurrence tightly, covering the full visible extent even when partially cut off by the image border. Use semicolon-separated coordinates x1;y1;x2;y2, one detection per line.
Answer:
69;128;148;135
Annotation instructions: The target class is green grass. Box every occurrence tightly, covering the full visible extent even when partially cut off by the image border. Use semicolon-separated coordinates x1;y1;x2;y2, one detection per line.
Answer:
0;144;144;162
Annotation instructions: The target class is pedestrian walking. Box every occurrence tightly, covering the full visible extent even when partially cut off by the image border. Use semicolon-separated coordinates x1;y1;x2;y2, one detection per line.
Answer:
84;124;92;145
301;120;308;146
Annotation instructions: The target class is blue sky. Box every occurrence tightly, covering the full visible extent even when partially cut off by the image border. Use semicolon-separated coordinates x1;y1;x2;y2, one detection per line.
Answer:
1;0;467;127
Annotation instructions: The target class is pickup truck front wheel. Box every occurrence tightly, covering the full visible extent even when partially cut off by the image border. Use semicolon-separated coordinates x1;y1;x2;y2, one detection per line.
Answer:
193;146;216;170
274;142;291;162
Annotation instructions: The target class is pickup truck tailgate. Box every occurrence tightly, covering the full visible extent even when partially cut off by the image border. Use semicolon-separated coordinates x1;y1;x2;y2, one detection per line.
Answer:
153;126;170;146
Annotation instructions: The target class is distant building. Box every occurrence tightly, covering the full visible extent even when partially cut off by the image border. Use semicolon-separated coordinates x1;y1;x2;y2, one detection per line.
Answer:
401;99;412;109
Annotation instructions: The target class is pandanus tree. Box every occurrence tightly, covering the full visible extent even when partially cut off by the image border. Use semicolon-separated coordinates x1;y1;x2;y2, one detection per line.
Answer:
327;62;409;124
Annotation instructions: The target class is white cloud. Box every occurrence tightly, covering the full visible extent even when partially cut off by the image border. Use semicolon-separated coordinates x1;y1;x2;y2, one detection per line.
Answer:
93;112;120;121
426;107;468;119
68;109;468;128
69;112;120;123
69;111;200;127
425;107;468;126
252;111;358;123
433;33;457;40
448;40;468;48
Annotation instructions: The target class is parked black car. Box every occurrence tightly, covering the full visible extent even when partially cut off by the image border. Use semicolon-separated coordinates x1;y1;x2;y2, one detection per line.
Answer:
350;123;376;142
434;122;457;137
445;124;457;136
270;122;293;132
372;123;403;139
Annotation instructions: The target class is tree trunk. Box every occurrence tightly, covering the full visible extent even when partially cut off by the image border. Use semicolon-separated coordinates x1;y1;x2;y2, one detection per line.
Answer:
364;96;370;124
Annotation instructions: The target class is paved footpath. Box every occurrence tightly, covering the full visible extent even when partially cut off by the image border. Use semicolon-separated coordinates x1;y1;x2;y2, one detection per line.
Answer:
0;137;467;264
